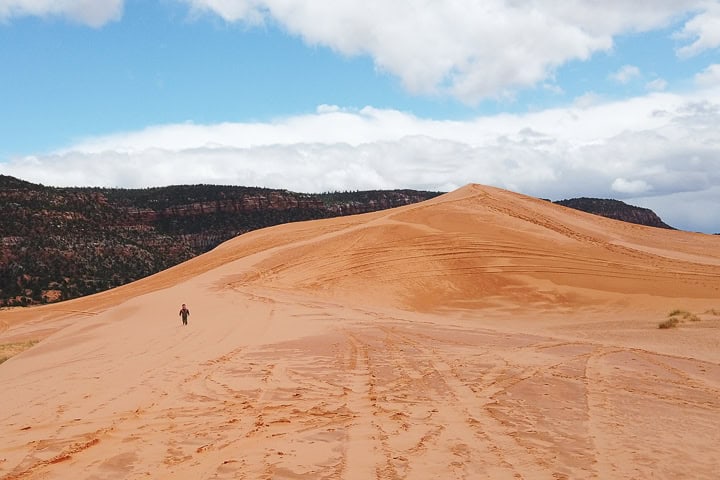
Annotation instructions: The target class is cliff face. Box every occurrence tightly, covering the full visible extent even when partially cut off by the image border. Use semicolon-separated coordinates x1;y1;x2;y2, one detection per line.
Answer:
554;198;674;230
0;176;440;306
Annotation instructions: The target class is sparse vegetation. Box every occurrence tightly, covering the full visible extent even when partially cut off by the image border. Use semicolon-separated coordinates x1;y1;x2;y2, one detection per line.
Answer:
658;317;680;329
0;339;39;364
659;309;701;329
675;310;700;322
703;308;720;316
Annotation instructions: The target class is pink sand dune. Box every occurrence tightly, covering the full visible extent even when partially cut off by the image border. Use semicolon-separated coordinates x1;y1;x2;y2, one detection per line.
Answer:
1;184;719;479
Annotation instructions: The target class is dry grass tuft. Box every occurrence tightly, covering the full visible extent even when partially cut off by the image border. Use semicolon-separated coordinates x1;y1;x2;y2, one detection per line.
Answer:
678;311;700;322
658;309;701;329
0;339;39;365
658;317;680;329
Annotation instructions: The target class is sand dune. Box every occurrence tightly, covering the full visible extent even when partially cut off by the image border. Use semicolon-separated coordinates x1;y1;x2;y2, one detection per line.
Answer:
1;184;719;479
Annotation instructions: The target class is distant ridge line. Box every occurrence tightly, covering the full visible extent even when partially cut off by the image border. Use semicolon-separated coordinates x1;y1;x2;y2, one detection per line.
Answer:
553;197;674;230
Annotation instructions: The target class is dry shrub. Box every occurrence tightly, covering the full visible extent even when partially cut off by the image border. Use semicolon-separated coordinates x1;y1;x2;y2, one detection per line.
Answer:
660;309;701;329
658;317;680;329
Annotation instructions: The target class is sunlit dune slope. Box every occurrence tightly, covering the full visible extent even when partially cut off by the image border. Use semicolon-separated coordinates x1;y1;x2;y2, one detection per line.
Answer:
2;184;720;480
0;211;369;338
219;183;720;312
3;183;719;338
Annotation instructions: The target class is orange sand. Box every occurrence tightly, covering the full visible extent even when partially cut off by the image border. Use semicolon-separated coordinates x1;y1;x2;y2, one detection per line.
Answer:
1;184;719;479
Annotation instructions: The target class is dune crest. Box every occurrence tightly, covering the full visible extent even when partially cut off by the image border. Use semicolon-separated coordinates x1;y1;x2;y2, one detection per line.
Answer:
1;184;719;479
220;182;720;312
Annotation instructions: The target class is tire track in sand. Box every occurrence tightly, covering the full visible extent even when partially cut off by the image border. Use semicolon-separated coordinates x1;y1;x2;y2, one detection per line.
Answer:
368;324;555;479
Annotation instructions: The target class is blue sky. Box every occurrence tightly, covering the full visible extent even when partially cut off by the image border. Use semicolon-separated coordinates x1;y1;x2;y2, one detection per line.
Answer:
1;0;720;232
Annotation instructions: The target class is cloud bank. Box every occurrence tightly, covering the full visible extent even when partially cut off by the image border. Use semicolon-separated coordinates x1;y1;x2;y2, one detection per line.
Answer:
2;1;719;102
182;0;719;102
3;88;720;233
2;1;719;232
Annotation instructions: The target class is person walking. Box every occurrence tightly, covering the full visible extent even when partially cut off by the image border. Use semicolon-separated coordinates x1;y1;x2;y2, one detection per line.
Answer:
179;303;190;326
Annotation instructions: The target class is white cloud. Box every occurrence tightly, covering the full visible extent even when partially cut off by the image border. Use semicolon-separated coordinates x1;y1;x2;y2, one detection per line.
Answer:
3;87;720;232
610;65;641;84
0;0;123;27
675;2;720;58
611;178;652;194
645;78;668;91
695;64;720;87
542;83;565;95
2;1;717;102
572;92;604;108
180;0;714;103
183;0;264;24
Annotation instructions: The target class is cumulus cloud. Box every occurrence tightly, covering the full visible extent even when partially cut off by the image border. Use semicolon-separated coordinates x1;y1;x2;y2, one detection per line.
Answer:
695;64;720;87
675;2;720;58
179;0;714;102
3;87;720;232
645;78;668;91
0;0;123;27
2;1;717;101
611;178;652;194
572;92;604;108
609;65;641;84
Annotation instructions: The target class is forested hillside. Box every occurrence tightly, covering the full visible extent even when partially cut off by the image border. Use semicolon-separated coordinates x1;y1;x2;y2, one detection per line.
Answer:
0;175;440;306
